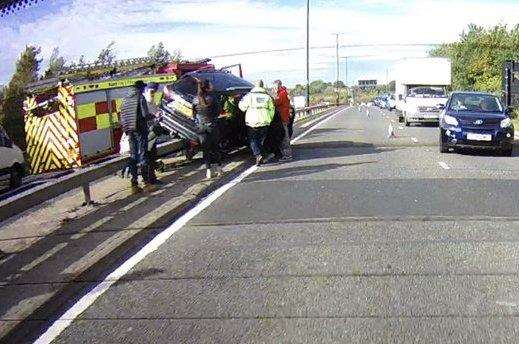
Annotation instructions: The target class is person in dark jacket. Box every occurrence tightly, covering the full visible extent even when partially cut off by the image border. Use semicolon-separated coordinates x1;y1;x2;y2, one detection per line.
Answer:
120;80;150;192
193;79;222;179
263;109;284;160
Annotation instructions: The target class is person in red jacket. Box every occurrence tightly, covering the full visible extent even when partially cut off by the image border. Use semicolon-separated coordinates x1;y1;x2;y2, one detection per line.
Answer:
274;80;293;160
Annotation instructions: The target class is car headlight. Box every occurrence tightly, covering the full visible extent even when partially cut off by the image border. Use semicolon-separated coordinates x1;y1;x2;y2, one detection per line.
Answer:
501;118;512;128
443;114;459;126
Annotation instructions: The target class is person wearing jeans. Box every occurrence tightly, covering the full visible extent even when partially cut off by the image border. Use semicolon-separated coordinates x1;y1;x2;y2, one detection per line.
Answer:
239;80;275;165
120;80;151;193
127;130;148;186
247;126;269;159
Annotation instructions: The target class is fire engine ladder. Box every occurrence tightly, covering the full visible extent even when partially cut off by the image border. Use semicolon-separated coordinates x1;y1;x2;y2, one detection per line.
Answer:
59;57;161;80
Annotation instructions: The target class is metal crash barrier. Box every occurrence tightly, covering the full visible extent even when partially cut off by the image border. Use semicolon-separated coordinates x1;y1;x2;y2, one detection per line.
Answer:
0;104;337;224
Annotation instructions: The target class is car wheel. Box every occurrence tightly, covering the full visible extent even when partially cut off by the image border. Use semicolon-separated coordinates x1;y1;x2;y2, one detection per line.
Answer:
9;165;23;189
439;130;449;153
501;147;513;157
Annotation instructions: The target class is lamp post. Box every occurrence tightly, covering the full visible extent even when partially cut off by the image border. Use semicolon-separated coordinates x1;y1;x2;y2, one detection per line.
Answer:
341;56;348;103
332;33;340;105
306;0;310;107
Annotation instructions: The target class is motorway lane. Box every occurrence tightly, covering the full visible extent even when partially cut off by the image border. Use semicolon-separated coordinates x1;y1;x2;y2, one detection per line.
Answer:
49;106;519;343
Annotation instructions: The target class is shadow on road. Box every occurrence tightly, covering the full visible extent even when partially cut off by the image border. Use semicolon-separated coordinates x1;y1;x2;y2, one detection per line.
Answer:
0;151;250;343
291;141;400;161
245;161;380;183
453;147;519;158
407;123;439;128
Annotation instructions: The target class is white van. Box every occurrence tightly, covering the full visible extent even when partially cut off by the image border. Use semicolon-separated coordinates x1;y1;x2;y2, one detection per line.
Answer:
0;126;25;190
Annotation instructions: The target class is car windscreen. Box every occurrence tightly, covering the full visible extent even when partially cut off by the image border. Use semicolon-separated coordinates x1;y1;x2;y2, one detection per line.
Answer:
170;76;198;97
448;93;503;112
408;87;446;98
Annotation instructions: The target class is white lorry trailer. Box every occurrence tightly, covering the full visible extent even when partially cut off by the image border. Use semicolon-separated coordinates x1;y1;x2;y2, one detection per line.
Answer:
394;58;452;126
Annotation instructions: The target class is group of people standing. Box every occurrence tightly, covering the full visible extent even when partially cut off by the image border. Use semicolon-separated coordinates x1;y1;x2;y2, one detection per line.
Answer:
120;77;294;193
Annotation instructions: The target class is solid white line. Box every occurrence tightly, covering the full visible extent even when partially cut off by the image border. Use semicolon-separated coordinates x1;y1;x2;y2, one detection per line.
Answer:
291;106;349;144
438;161;450;170
34;106;347;344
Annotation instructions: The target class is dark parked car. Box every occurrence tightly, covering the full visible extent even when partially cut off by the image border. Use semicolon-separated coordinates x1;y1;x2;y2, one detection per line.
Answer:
439;91;514;156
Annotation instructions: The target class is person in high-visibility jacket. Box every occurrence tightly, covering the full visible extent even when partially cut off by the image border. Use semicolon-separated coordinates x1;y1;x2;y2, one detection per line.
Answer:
239;80;275;165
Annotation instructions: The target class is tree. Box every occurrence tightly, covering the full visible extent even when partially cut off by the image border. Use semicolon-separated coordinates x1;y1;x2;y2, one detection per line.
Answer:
43;47;66;78
171;49;182;62
0;46;41;149
148;42;171;63
333;80;346;88
430;24;519;92
388;81;396;92
77;55;86;67
95;41;116;65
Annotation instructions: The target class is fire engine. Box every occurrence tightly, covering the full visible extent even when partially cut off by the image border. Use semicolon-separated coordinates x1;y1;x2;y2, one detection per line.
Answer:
23;58;215;174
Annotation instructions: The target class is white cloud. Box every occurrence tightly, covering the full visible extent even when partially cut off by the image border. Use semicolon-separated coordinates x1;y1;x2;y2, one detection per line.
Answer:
1;0;518;86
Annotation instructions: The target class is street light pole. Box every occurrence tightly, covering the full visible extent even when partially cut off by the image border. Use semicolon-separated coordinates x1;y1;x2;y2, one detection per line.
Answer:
344;56;348;88
341;56;348;104
306;0;310;107
334;33;339;86
333;33;340;105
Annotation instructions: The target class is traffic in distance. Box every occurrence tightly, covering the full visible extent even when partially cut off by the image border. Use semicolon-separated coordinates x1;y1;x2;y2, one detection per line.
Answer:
370;57;516;156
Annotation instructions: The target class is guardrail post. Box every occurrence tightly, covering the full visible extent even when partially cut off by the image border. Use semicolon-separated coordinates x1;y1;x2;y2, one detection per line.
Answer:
82;183;93;206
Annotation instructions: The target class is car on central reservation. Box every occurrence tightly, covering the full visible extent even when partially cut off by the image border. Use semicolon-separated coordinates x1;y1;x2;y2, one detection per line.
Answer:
160;70;254;158
439;91;514;156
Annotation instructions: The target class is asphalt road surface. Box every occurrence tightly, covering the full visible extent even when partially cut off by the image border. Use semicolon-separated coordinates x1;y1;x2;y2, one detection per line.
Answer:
42;106;519;343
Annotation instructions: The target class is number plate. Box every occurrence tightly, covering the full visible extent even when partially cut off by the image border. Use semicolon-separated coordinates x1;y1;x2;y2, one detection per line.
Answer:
467;133;492;141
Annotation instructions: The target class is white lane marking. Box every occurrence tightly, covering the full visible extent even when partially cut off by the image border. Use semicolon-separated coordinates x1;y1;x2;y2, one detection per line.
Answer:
438;161;450;170
300;112;334;128
291;106;350;144
411;137;418;143
34;106;347;344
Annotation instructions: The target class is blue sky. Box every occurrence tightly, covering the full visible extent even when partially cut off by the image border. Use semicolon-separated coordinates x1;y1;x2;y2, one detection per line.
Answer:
1;0;518;86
